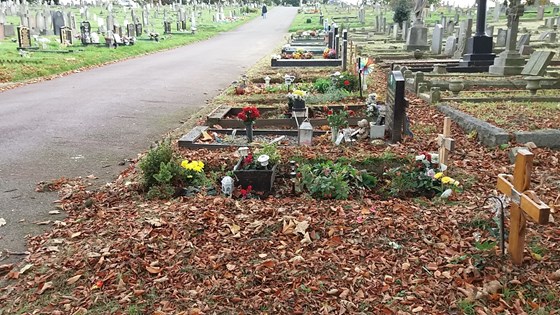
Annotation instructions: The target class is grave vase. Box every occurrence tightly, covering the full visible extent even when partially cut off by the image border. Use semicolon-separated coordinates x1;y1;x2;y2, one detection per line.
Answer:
245;122;254;143
331;127;338;142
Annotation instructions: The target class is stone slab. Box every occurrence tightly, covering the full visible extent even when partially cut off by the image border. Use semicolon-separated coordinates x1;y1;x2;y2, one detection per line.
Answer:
514;129;560;148
521;50;555;76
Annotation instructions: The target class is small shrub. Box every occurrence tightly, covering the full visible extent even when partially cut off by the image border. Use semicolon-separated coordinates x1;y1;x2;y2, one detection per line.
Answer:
255;143;281;165
313;78;332;93
139;141;174;189
299;160;376;200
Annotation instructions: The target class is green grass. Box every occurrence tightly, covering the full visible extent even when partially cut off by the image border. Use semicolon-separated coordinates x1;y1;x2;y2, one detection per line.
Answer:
0;5;258;83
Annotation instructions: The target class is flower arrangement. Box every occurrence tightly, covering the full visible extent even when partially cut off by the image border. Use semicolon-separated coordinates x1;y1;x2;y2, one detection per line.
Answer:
332;72;358;92
324;106;354;129
415;152;461;198
288;89;307;101
181;160;204;178
323;48;337;59
237;106;260;125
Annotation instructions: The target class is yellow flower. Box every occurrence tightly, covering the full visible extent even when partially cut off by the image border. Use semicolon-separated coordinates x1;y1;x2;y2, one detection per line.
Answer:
293;90;306;97
434;172;443;179
181;160;204;173
441;176;452;184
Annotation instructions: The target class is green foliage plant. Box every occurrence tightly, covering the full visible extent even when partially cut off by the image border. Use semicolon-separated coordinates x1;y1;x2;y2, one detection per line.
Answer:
255;143;281;165
313;78;332;93
299;160;376;200
392;0;411;27
139;140;174;189
332;72;359;92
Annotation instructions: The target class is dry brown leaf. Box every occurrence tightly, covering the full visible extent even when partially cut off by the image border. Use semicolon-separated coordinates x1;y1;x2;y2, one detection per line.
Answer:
146;266;162;274
66;274;82;285
37;281;53;295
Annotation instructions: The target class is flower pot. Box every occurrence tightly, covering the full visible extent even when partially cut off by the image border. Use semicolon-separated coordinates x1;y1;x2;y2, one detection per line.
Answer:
448;80;464;96
369;123;385;139
524;76;542;95
292;99;305;112
233;158;278;192
331;127;338;142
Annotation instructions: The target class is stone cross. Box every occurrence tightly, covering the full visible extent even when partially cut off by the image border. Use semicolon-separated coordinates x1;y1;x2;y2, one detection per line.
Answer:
437;117;455;168
496;149;550;265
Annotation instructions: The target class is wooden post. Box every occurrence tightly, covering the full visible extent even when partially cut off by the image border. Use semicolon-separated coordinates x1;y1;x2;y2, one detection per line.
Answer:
437;117;455;168
496;149;550;265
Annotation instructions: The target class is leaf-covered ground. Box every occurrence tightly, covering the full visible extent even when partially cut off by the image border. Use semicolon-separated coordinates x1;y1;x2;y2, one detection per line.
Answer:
1;68;559;315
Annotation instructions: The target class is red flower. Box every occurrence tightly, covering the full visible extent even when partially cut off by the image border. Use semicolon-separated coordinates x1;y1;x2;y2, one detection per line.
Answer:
238;106;260;123
240;185;253;198
243;154;253;166
327;110;333;115
348;110;355;116
343;80;350;86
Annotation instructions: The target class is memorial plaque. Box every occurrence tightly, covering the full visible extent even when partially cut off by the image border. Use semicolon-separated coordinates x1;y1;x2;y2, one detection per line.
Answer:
17;25;31;49
60;26;72;44
385;70;406;143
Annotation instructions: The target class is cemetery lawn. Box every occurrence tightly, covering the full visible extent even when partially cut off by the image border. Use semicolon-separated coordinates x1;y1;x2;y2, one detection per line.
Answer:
448;101;560;132
1;66;559;314
0;11;258;87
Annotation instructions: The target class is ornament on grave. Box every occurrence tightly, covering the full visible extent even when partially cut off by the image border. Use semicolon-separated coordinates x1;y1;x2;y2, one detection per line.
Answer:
496;149;550;265
356;119;370;140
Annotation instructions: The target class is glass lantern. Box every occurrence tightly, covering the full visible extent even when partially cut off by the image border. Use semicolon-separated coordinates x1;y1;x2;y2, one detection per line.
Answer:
221;176;234;196
298;120;313;146
238;146;249;158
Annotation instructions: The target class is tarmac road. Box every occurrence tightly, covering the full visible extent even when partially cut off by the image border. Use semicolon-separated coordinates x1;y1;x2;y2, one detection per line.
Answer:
0;7;297;264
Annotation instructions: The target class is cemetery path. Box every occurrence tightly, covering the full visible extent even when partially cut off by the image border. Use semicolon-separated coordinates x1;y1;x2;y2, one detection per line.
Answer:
0;7;297;263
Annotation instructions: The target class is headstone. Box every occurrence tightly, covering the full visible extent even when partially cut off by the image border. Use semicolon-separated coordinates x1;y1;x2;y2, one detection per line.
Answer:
17;25;31;49
135;23;142;36
392;23;399;39
52;11;64;36
545;17;554;28
431;24;444;54
493;4;501;22
537;6;544;20
496;28;507;47
36;12;46;34
385;71;406;143
516;33;530;50
127;23;135;37
68;12;76;30
402;20;408;41
163;21;171;34
453;18;472;58
4;24;15;37
60;26;72;45
486;25;494;37
0;11;5;24
106;14;114;33
538;31;551;40
553;7;559;15
80;21;91;45
548;32;557;43
443;35;457;56
0;23;4;40
521;50;555;76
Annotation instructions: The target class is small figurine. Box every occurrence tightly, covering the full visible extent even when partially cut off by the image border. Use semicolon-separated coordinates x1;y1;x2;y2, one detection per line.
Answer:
356;119;370;140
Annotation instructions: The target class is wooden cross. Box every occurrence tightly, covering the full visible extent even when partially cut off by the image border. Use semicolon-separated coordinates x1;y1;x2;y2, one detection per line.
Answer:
437;117;455;168
496;149;550;265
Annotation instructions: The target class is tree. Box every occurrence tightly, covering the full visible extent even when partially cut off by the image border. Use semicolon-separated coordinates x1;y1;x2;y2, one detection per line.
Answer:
392;0;411;28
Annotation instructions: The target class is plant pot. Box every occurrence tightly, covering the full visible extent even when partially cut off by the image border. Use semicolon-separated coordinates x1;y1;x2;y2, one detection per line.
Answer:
448;80;464;96
331;127;338;142
233;159;278;192
292;99;305;112
524;76;542;95
369;123;385;139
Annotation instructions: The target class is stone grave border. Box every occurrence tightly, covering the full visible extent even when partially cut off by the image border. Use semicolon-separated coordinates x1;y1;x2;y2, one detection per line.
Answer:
437;104;560;148
207;104;368;128
178;126;327;149
271;58;343;67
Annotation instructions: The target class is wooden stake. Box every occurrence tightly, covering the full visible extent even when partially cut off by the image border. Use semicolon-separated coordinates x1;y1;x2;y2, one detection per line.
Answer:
437;117;455;168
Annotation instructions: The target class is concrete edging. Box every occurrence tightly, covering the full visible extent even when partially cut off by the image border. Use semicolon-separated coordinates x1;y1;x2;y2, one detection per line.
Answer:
437;104;560;148
437;104;511;147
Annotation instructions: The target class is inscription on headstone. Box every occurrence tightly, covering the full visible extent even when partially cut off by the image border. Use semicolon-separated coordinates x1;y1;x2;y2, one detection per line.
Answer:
385;70;406;143
17;25;31;49
60;26;72;45
80;21;91;45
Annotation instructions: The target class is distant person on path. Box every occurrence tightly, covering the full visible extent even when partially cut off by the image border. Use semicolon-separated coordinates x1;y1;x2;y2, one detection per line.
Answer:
262;4;267;19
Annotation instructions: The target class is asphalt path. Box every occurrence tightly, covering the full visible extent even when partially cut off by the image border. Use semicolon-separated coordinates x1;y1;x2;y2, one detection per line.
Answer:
0;7;297;264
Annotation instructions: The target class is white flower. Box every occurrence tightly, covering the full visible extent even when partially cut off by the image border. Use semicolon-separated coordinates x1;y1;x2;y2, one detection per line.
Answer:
440;163;448;172
440;188;453;199
415;154;425;161
426;169;435;178
271;54;281;60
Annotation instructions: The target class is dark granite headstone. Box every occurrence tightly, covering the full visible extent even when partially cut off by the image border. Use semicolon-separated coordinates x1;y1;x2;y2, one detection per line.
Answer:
52;10;64;36
385;70;406;143
127;23;135;37
163;21;171;34
80;21;91;45
17;25;31;49
135;23;142;36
